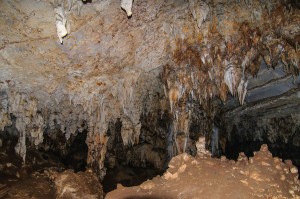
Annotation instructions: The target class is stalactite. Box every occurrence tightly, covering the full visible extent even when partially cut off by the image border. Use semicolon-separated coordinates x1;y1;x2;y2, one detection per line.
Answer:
224;65;241;97
237;77;248;105
188;0;210;29
121;0;133;17
0;82;11;131
54;5;69;44
28;114;45;146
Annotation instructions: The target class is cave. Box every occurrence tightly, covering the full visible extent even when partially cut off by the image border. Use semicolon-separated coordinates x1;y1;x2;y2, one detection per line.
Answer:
0;0;299;198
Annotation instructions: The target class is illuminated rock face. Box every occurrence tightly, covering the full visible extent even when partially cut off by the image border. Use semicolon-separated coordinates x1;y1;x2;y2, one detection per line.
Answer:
0;0;299;180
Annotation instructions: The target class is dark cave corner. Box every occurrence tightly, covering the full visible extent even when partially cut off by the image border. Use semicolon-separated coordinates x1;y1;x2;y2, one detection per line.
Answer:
0;116;89;182
102;113;171;193
224;123;300;179
26;128;88;173
62;131;88;172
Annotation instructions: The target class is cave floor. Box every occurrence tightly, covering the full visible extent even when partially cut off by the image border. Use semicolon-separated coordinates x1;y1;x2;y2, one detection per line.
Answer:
0;172;55;199
0;167;103;199
106;145;300;199
0;145;299;199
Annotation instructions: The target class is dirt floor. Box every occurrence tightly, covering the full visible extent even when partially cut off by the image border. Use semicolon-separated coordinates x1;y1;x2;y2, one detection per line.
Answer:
0;144;299;199
0;167;103;199
6;174;55;199
106;145;300;199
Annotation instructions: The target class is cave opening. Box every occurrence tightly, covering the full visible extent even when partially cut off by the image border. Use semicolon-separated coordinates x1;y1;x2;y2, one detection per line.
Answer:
102;117;169;194
102;164;164;193
62;130;88;172
28;129;89;173
0;116;89;176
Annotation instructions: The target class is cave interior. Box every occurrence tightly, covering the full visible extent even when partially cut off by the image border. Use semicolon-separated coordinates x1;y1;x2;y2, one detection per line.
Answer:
0;0;299;198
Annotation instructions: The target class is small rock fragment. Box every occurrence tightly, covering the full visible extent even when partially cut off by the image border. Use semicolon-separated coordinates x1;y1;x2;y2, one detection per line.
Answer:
290;167;298;174
178;164;187;173
260;144;268;152
280;175;286;181
191;160;198;165
140;180;155;190
182;153;191;162
240;180;248;186
221;156;226;162
249;158;254;164
261;161;270;166
163;171;178;180
285;159;293;167
275;165;282;170
273;157;281;163
250;171;263;182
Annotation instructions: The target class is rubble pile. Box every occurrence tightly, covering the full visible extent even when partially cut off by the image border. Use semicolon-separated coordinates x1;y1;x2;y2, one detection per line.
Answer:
107;144;300;198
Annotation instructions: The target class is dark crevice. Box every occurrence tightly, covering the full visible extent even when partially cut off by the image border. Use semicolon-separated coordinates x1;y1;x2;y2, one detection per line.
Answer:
225;135;300;178
102;165;164;193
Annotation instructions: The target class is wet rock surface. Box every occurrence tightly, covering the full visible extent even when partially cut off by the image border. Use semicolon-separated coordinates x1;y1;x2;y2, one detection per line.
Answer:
106;144;300;199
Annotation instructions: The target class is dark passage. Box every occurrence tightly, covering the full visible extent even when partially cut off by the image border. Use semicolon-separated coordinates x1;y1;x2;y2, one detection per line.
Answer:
225;137;300;178
63;131;88;172
102;165;164;193
26;130;89;172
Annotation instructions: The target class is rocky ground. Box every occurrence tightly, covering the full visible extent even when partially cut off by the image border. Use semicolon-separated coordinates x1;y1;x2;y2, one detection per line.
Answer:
0;167;103;199
0;144;299;199
106;144;300;199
